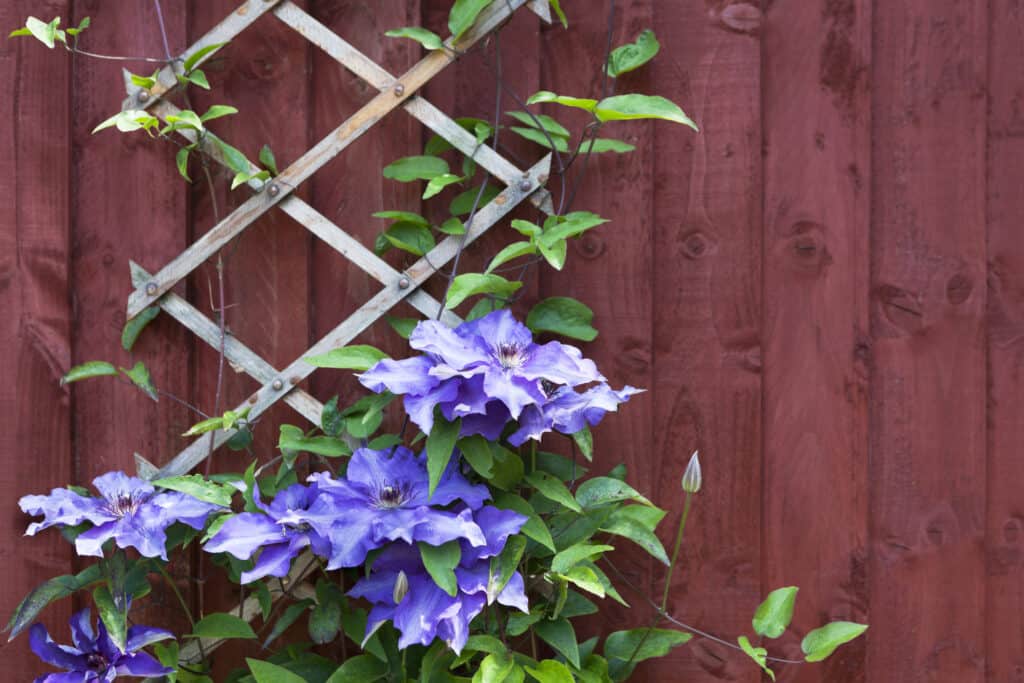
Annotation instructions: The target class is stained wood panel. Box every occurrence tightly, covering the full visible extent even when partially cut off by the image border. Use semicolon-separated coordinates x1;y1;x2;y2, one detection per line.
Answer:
761;0;871;680
868;0;988;681
69;0;193;633
0;1;73;677
985;1;1024;680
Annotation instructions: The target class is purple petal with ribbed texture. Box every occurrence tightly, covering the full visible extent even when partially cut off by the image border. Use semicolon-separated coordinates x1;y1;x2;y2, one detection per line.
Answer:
92;471;154;503
459;309;533;351
67;609;95;652
410;320;490;370
506;404;551;446
240;538;303;584
402;380;460;434
462;506;527;563
459;403;511;441
20;490;114;535
323;506;379;569
519;341;604;386
125;625;173;652
72;521;119;559
482;367;544;419
203;513;284;559
114;651;173;677
359;355;440;395
29;624;87;671
376;507;486;548
152;491;223;529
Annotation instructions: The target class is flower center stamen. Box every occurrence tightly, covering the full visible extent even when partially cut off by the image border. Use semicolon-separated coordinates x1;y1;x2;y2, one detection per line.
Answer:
106;491;147;518
86;652;108;671
376;483;409;509
495;342;526;371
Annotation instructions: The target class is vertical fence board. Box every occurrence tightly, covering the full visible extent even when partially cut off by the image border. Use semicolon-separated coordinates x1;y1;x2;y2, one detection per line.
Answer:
869;0;988;680
309;0;420;417
985;1;1024;680
69;0;193;632
186;1;313;674
0;1;73;677
761;0;871;681
646;2;762;682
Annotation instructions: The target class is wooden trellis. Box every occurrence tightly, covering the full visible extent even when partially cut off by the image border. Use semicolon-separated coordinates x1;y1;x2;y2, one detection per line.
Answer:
115;0;555;658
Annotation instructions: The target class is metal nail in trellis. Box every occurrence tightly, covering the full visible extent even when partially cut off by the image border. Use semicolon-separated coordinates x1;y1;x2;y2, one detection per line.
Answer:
118;0;554;657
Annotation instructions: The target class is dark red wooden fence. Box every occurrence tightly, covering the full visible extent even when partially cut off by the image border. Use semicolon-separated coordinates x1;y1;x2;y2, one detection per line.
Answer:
2;0;1018;680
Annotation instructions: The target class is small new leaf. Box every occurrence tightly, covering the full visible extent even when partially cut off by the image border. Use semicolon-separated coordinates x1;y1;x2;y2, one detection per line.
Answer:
304;345;388;371
62;361;118;386
801;621;868;662
385;27;444;50
752;586;798;639
738;635;775;681
121;306;160;351
606;29;660;77
445;273;522;310
419;541;460;597
527;297;598;342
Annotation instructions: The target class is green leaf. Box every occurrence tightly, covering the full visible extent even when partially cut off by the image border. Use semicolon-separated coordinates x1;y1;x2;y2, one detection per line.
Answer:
321;396;344;437
552;543;614;574
526;471;582;512
489;534;526;597
448;0;493;39
129;71;158;89
23;17;61;48
445;273;522;310
594;94;697;130
419;541;461;597
753;587;798;639
801;621;868;662
185;69;210;89
210;135;251;175
386;315;419;339
120;361;158;401
576;477;652;509
737;635;774;680
579;138;636;154
449;184;500;216
511;219;541;238
548;0;567;27
525;660;574;683
247;659;307;683
385;26;444;50
600;509;669;565
262;599;313;648
383;222;437;256
423;173;463;199
6;565;101;640
537;238;567;270
555;565;605;598
506;611;543;637
326;654;389;683
485;241;536;274
181;416;224;437
426;416;461;497
489;445;525;490
458;435;494;478
605;628;691;662
92;110;159;134
373;210;429;227
542;211;609;242
473;651;518;683
506;111;570;138
526;90;598;112
309;597;342;644
527;297;597;342
175;147;191;182
200;104;237;122
572;426;593;460
494;492;554;551
184;42;227;73
606;29;660;77
191;612;258;640
165;110;204;131
509;126;569;153
154;474;233;507
61;361;117;386
438;217;467;235
92;584;127;651
383;155;450;182
535;618;580;669
120;309;160;352
278;424;351;457
304;344;388;371
258;144;279;176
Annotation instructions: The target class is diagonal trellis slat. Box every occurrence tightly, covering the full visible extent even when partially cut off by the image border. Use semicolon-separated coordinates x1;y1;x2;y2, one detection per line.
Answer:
114;0;554;650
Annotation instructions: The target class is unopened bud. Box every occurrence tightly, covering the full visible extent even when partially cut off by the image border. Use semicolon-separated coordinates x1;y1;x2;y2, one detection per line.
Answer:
681;450;701;494
393;570;409;604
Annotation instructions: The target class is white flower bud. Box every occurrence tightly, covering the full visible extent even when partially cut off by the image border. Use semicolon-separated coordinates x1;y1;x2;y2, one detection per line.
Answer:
681;450;701;494
393;570;409;604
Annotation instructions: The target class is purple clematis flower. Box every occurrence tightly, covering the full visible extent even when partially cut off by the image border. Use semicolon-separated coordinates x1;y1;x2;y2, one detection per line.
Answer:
20;472;224;561
307;445;490;569
203;481;334;584
349;505;529;654
30;609;172;682
358;309;636;442
508;383;643;446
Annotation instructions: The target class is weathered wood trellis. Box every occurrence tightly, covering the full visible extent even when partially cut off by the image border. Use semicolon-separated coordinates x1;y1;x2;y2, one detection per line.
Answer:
115;0;555;660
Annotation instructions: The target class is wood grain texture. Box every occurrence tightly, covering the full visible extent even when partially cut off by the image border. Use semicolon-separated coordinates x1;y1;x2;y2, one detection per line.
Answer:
645;2;763;681
869;0;988;680
985;1;1024;680
537;1;658;675
761;0;870;681
0;1;73;677
69;0;193;633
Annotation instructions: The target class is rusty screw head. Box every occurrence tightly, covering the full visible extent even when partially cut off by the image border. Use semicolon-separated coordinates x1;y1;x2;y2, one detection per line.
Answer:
393;83;405;97
138;90;150;102
398;277;411;290
267;183;280;198
271;379;284;391
518;178;533;192
145;282;158;296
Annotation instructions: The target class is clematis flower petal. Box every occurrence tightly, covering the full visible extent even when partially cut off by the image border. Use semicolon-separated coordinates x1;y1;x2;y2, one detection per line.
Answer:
151;491;224;530
114;651;173;677
410;320;490;370
402;380;460;434
240;540;302;584
73;521;119;559
67;610;94;652
359;356;440;395
376;507;486;548
20;490;113;535
29;624;87;671
461;506;527;563
519;341;604;386
459;308;533;351
91;472;154;503
125;625;173;652
204;513;284;559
